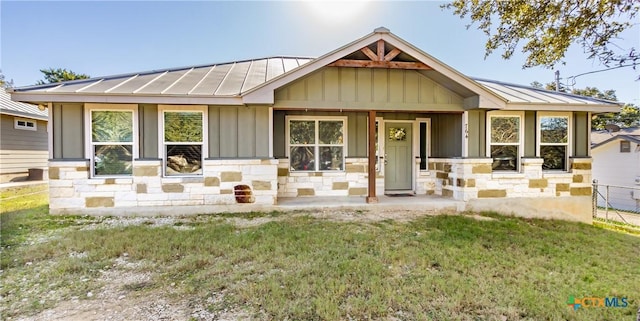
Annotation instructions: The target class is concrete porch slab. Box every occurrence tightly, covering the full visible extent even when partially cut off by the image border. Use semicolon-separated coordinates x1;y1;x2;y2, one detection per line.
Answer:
277;195;465;213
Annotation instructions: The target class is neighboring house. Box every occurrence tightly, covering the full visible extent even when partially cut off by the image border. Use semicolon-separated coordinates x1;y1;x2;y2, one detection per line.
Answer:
10;28;620;222
0;87;48;183
591;127;640;211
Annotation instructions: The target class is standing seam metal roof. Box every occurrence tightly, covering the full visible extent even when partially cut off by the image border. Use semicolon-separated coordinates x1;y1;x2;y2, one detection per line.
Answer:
13;57;313;97
10;54;621;108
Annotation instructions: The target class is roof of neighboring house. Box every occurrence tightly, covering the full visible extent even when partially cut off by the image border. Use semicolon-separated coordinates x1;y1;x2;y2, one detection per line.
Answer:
0;87;47;120
591;127;640;149
9;27;621;113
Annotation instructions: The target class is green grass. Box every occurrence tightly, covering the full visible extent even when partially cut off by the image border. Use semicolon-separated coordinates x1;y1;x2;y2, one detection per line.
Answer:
1;190;639;320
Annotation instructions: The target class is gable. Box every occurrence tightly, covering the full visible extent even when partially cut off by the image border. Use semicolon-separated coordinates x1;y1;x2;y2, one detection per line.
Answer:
274;67;464;111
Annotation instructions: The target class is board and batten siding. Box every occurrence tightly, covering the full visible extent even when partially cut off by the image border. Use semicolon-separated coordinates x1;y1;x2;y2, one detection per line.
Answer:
274;67;465;111
52;103;84;159
0;114;48;176
573;112;590;157
52;103;271;161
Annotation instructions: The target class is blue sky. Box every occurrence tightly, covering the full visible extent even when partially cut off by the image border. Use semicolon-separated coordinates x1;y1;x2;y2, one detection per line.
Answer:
2;1;638;104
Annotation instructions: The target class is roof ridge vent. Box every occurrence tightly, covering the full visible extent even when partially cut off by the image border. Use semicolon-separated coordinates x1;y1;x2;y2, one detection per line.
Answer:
374;27;390;33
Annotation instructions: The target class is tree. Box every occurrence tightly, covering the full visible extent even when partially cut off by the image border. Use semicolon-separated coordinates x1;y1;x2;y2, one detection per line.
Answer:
36;68;90;85
443;0;639;71
0;69;14;89
532;81;640;129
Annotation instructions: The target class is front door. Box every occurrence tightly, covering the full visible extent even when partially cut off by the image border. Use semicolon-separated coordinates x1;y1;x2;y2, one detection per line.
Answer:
385;122;412;191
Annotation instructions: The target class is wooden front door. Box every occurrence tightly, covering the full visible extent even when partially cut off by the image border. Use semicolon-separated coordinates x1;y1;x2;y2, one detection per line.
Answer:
384;122;412;191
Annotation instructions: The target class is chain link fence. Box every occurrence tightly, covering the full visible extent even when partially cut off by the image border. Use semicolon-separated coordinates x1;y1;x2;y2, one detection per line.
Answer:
592;180;640;226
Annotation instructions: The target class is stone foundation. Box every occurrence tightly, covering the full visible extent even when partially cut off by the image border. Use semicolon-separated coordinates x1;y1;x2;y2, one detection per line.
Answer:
49;158;278;215
277;158;384;197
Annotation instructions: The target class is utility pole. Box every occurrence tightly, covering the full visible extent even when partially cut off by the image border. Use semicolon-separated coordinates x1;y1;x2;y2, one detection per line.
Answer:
555;70;560;91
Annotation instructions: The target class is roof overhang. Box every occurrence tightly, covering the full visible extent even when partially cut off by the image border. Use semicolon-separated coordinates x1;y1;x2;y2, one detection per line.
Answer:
504;103;622;113
0;109;48;121
9;92;244;106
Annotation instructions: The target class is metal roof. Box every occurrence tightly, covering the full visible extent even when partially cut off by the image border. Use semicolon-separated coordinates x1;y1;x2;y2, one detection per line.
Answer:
592;127;640;147
7;27;621;112
0;88;47;120
12;57;312;97
474;78;619;106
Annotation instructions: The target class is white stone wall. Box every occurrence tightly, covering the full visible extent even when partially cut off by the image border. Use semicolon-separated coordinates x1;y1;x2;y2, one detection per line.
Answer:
49;159;278;214
428;157;593;201
277;158;384;197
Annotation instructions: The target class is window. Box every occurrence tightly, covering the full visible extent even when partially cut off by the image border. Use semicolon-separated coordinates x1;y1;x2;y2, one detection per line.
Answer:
15;118;37;131
418;119;431;171
89;110;134;176
488;113;522;171
161;108;206;176
287;117;346;171
538;113;570;171
620;141;631;153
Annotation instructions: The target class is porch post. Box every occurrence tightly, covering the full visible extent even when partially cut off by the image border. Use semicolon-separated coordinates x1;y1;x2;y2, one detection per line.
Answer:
366;110;378;203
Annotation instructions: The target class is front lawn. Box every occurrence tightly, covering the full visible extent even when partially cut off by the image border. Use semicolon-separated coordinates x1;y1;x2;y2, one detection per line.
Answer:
1;189;638;320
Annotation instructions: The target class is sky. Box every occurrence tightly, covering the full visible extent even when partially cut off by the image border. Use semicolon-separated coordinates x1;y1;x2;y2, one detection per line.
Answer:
1;1;639;104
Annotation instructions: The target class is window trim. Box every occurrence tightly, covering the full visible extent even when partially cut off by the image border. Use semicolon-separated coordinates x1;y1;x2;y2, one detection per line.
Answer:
537;112;572;171
158;105;208;177
84;103;138;178
285;115;347;172
14;118;37;131
620;140;631;153
486;111;524;172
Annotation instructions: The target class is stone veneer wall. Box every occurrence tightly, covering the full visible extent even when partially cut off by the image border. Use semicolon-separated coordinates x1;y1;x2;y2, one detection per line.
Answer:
425;158;592;200
424;157;593;222
277;158;384;197
49;159;277;215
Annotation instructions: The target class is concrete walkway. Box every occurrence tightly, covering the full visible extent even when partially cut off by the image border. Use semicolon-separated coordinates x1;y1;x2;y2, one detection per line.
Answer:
595;208;640;227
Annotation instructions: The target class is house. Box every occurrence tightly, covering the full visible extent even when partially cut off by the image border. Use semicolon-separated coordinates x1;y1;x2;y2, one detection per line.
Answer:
591;127;640;211
9;28;621;222
0;87;48;183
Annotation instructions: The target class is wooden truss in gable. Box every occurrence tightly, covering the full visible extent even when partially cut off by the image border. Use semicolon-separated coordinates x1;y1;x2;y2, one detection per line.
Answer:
328;40;432;70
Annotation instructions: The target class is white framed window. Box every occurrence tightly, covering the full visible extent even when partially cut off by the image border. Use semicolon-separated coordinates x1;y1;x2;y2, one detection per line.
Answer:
85;104;138;177
14;118;37;131
487;111;523;172
286;116;347;171
537;112;571;171
416;118;431;171
159;105;207;177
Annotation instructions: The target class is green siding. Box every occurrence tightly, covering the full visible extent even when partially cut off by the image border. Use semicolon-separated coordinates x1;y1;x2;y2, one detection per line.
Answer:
430;113;462;157
208;106;270;158
573;112;589;157
524;111;536;157
52;103;83;159
467;110;486;157
274;67;464;111
139;104;158;159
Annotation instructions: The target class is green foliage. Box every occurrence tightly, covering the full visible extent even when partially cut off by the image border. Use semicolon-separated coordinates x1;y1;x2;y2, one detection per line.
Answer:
0;69;14;89
444;0;639;69
35;68;90;85
164;112;203;142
